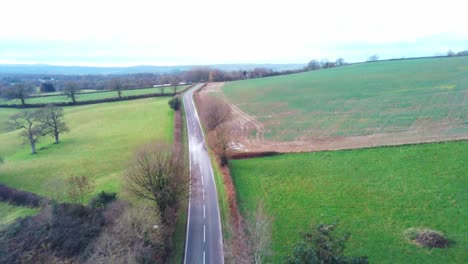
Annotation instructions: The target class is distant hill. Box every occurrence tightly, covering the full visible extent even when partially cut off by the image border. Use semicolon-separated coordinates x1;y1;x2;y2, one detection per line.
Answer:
0;63;306;75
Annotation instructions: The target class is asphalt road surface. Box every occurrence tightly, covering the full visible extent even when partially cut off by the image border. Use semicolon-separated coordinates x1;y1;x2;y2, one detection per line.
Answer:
183;84;224;264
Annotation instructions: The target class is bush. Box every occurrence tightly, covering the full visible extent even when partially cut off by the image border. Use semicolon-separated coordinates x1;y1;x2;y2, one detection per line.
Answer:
0;184;47;207
168;96;181;110
282;223;368;264
0;203;104;263
415;230;449;248
405;228;449;248
86;203;164;263
89;191;117;209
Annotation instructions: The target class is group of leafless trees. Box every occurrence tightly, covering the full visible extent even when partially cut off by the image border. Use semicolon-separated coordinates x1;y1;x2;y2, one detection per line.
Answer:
0;76;183;105
7;105;68;153
197;95;274;263
198;95;233;165
0;82;82;105
0;65;321;104
306;58;348;71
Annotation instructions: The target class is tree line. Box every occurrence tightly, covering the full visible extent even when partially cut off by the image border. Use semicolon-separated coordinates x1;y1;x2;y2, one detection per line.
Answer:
0;62;341;106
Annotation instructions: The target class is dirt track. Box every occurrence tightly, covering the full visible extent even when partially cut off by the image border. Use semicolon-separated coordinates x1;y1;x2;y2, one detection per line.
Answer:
199;83;468;153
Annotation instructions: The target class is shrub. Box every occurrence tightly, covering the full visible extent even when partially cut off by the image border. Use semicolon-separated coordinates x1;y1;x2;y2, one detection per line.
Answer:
66;175;95;204
85;203;164;263
0;184;47;207
89;191;117;209
0;203;104;263
415;230;449;248
168;96;181;110
282;223;368;264
405;228;449;248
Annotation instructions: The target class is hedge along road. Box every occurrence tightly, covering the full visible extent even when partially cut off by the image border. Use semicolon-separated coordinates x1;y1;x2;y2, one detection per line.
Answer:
183;83;224;264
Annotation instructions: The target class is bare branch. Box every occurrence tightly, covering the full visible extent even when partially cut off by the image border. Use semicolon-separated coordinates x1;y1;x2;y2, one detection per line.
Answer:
125;141;188;223
200;96;232;131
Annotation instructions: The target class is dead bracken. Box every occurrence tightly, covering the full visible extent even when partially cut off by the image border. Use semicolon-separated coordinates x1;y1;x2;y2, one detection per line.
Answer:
405;228;449;248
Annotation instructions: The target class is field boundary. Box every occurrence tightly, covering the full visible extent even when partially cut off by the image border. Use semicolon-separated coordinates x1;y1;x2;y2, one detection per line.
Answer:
0;84;196;108
29;84;192;99
0;184;48;207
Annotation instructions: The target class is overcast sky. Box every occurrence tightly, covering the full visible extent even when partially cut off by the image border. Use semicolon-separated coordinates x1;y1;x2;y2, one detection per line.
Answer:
0;0;467;66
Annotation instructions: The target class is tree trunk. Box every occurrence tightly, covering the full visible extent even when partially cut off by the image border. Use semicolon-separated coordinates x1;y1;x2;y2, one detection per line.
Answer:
54;132;59;144
30;139;37;154
72;94;76;103
21;98;25;106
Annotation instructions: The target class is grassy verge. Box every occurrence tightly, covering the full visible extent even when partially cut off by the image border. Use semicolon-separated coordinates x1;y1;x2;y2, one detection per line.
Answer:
0;98;173;203
210;155;231;239
171;102;189;263
230;140;467;263
0;202;39;227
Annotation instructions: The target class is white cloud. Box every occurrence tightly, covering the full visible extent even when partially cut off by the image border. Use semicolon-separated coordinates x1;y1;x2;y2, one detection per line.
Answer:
0;0;467;65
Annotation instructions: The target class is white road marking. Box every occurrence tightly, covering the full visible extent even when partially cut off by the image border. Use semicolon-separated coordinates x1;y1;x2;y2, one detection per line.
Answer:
184;84;225;264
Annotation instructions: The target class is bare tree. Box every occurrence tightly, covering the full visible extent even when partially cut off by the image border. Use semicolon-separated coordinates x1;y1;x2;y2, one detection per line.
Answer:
38;104;69;144
368;54;379;62
248;200;273;264
335;58;345;67
66;175;95;204
306;60;321;71
7;110;47;154
0;84;33;106
109;78;124;99
200;96;232;131
208;123;232;166
125;142;187;222
63;82;80;103
170;76;180;94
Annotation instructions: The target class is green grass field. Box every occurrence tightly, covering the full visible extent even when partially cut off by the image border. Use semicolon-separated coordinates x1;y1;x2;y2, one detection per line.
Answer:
222;57;468;141
0;85;188;105
0;98;174;222
0;203;39;226
230;141;467;263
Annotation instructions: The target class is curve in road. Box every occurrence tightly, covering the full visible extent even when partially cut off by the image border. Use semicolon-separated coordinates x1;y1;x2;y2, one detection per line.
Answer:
183;83;224;264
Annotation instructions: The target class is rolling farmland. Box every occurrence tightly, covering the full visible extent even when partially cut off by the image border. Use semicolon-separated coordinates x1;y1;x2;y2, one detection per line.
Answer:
221;56;468;151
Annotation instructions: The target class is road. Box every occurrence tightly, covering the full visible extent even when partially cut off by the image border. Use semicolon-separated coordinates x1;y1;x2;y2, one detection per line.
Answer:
183;83;224;264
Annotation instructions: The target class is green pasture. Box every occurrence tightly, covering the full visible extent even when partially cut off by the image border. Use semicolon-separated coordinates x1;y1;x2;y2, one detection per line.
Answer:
0;202;39;226
230;141;467;263
0;85;188;105
0;98;174;221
